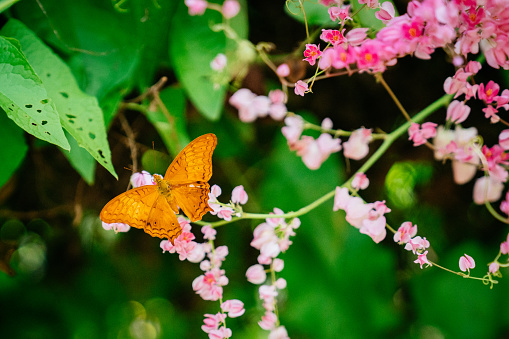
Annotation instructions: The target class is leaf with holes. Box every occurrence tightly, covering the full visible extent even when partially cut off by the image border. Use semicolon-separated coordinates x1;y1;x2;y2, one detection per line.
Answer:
0;36;70;150
1;19;117;179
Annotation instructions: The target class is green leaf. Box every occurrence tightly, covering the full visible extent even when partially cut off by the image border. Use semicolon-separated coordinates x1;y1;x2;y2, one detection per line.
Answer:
285;0;335;26
62;131;96;185
1;19;117;179
0;111;28;189
145;87;189;157
0;36;70;150
0;0;21;13
350;1;386;33
169;1;249;120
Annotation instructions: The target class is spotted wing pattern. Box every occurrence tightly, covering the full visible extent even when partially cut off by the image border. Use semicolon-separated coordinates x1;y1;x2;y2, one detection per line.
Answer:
172;183;212;222
164;133;217;184
100;186;159;229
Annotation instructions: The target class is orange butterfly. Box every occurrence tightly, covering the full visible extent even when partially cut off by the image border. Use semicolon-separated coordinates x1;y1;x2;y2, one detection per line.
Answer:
100;133;217;243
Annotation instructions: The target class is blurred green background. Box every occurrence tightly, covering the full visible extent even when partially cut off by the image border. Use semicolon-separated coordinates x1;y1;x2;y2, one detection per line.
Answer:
1;0;509;338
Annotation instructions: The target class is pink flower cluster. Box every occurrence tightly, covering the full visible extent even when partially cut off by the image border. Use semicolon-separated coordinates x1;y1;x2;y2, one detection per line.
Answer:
333;186;390;243
408;122;437;147
229;88;288;122
393;221;431;269
201;299;245;338
208;184;249;221
245;208;298;337
301;0;509;86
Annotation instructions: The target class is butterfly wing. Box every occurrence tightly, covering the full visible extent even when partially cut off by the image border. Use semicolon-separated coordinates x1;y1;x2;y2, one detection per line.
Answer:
145;195;182;241
100;186;159;229
172;183;212;222
164;133;217;184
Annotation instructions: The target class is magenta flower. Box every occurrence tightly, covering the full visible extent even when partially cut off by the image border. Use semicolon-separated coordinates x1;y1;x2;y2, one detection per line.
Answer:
303;44;322;66
478;80;500;104
320;29;346;46
459;254;475;273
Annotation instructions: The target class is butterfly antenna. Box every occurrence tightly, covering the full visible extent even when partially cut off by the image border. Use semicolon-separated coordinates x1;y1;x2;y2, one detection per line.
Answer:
152;141;157;175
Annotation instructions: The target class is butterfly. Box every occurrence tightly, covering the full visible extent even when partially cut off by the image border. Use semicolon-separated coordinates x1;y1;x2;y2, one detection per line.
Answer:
100;133;217;244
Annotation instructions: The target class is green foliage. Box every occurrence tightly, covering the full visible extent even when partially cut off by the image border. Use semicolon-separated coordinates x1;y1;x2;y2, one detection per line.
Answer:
0;113;27;189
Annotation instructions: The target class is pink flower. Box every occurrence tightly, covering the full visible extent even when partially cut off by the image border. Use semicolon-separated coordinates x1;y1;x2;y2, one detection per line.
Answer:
404;236;430;254
351;172;369;190
231;185;248;204
394;221;418;244
131;170;155;187
276;63;290;77
269;90;286;105
246;264;267;284
358;0;378;9
202;313;227;334
414;250;430;269
346;28;368;46
478;81;500;104
473;176;504;205
446;100;470;124
281;115;304;144
202;225;217;240
501;234;509;254
342;128;372;160
375;1;395;24
333;187;351;211
192;267;228;301
221;299;245;318
209;326;232;339
185;0;207;15
408;122;437;146
222;0;240;19
272;258;284;272
303;44;322;66
459;254;475;273
329;5;351;22
259;311;278;330
500;192;509;216
489;262;500;274
320;29;346;46
210;53;227;71
102;222;130;233
293;134;341;170
269;326;290;339
500;130;509;151
294;80;309;96
483;106;500;123
359;216;387;243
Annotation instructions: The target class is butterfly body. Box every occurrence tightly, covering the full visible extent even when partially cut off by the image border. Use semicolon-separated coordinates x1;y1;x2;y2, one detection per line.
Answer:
100;133;217;243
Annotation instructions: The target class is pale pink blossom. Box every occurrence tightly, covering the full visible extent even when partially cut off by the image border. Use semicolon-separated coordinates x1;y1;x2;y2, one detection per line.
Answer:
394;221;418;244
259;284;278;302
131;170;155;187
358;0;378;9
459;254;475;273
346;28;368;46
222;0;240;19
375;1;395;24
446;100;470;124
210;53;227;71
489;262;500;274
187;243;208;263
501;234;509;254
404;236;430;254
328;5;351;22
202;313;227;334
473;176;504;205
483;106;500;124
359;216;387;243
333;186;351;211
351;172;369;190
281;115;304;144
269;89;286;104
259;311;278;330
202;225;217;240
276;63;290;77
102;222;130;233
293;134;341;170
500;192;509;216
294;80;309;96
408;122;437;146
192;267;228;301
246;264;267;284
414;250;430;269
321;117;333;130
185;0;207;15
269;326;290;339
343;128;372;160
275;278;287;289
272;258;284;272
231;185;248;204
221;299;245;318
499;130;509;150
209;326;232;339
